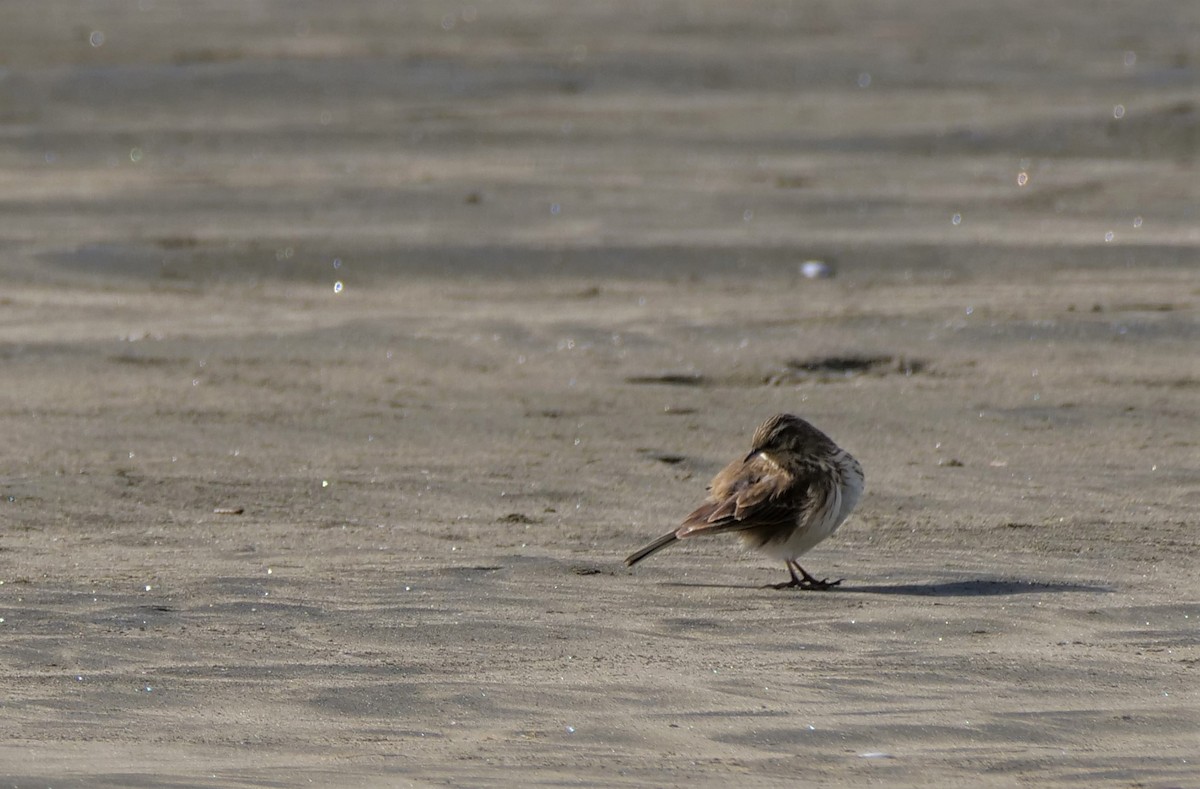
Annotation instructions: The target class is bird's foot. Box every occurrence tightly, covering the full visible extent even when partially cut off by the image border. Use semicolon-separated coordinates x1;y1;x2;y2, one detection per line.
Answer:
766;563;844;591
764;577;843;591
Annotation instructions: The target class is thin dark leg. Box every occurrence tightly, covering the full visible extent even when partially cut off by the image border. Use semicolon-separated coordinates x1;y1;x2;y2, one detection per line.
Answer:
791;562;843;589
764;561;843;590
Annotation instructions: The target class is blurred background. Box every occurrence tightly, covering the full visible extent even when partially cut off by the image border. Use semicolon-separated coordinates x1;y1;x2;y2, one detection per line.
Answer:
2;0;1196;287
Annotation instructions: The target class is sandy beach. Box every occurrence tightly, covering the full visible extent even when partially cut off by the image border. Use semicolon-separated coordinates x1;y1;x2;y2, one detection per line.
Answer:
1;2;1198;785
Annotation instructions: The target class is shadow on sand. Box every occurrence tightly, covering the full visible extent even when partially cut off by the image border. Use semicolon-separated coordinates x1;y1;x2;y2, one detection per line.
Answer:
843;579;1114;596
660;579;1114;596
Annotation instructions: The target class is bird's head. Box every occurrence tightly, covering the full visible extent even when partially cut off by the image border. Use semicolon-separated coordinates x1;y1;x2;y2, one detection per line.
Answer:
744;413;830;461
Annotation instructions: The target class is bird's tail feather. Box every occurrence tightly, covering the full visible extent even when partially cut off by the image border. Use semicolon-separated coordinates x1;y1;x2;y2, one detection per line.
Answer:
624;531;678;566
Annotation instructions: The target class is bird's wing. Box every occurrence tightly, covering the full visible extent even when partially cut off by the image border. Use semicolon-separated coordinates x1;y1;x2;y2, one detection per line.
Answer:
676;456;811;538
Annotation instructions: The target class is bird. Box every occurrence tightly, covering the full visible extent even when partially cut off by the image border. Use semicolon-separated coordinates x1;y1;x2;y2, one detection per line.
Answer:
625;413;864;589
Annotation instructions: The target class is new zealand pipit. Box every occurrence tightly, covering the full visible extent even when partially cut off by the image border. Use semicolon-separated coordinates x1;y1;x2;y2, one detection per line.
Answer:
626;413;864;589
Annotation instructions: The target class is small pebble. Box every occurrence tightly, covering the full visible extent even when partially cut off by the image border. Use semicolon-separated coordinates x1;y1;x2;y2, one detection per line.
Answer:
801;260;834;279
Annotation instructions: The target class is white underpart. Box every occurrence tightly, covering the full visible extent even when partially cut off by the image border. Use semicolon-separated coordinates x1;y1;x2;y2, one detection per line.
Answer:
758;449;864;562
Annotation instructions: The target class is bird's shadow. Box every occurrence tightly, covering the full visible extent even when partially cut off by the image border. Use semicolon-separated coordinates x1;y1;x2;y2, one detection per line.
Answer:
662;578;1113;596
844;579;1113;596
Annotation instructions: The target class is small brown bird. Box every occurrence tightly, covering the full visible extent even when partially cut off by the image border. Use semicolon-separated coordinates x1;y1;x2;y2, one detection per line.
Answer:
625;413;864;589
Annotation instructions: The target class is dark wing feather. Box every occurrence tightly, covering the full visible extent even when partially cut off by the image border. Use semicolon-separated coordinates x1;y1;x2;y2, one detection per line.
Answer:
675;455;811;539
625;454;816;567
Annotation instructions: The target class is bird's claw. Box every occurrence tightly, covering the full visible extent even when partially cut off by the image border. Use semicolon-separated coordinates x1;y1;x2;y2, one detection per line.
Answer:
764;577;843;591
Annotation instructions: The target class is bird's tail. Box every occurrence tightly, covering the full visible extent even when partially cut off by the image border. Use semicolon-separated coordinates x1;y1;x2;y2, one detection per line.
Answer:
624;531;679;566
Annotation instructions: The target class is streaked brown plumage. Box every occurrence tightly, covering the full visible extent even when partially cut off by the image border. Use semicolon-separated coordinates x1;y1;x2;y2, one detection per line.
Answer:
625;413;864;589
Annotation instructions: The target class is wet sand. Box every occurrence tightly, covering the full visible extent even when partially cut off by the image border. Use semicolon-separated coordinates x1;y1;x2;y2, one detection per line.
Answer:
1;2;1198;786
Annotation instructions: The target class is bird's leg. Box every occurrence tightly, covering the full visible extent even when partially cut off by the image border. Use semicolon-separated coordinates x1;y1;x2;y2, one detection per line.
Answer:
764;563;804;590
792;561;843;590
764;561;843;591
